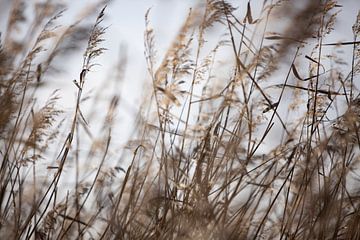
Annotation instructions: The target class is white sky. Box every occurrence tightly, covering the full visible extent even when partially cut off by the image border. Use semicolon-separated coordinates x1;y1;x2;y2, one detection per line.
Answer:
75;0;360;146
2;0;360;150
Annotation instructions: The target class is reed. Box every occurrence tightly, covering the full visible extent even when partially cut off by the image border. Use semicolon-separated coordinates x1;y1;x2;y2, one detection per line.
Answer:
0;0;359;239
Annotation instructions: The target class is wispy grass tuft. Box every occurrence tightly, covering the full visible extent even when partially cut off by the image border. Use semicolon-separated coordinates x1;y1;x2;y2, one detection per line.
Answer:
1;1;360;239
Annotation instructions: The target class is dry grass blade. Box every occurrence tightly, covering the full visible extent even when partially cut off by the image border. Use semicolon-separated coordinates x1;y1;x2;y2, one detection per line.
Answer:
0;1;360;239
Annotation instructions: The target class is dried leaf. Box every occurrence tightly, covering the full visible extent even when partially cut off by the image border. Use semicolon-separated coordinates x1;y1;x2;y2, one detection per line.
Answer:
265;35;305;43
245;2;253;24
263;102;279;113
156;86;181;106
291;64;303;81
323;41;360;46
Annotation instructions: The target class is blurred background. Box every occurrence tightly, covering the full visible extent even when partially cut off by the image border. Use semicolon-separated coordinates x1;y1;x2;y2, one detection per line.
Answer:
2;0;358;139
1;1;360;238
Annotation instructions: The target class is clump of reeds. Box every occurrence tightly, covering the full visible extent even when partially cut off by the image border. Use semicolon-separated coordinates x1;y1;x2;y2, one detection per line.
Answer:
1;0;360;239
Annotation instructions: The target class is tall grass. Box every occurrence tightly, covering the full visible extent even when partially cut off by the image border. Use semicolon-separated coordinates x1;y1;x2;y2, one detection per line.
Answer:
1;0;360;239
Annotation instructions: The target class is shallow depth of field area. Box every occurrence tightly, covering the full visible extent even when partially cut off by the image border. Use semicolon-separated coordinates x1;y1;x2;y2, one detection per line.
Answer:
1;0;360;239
